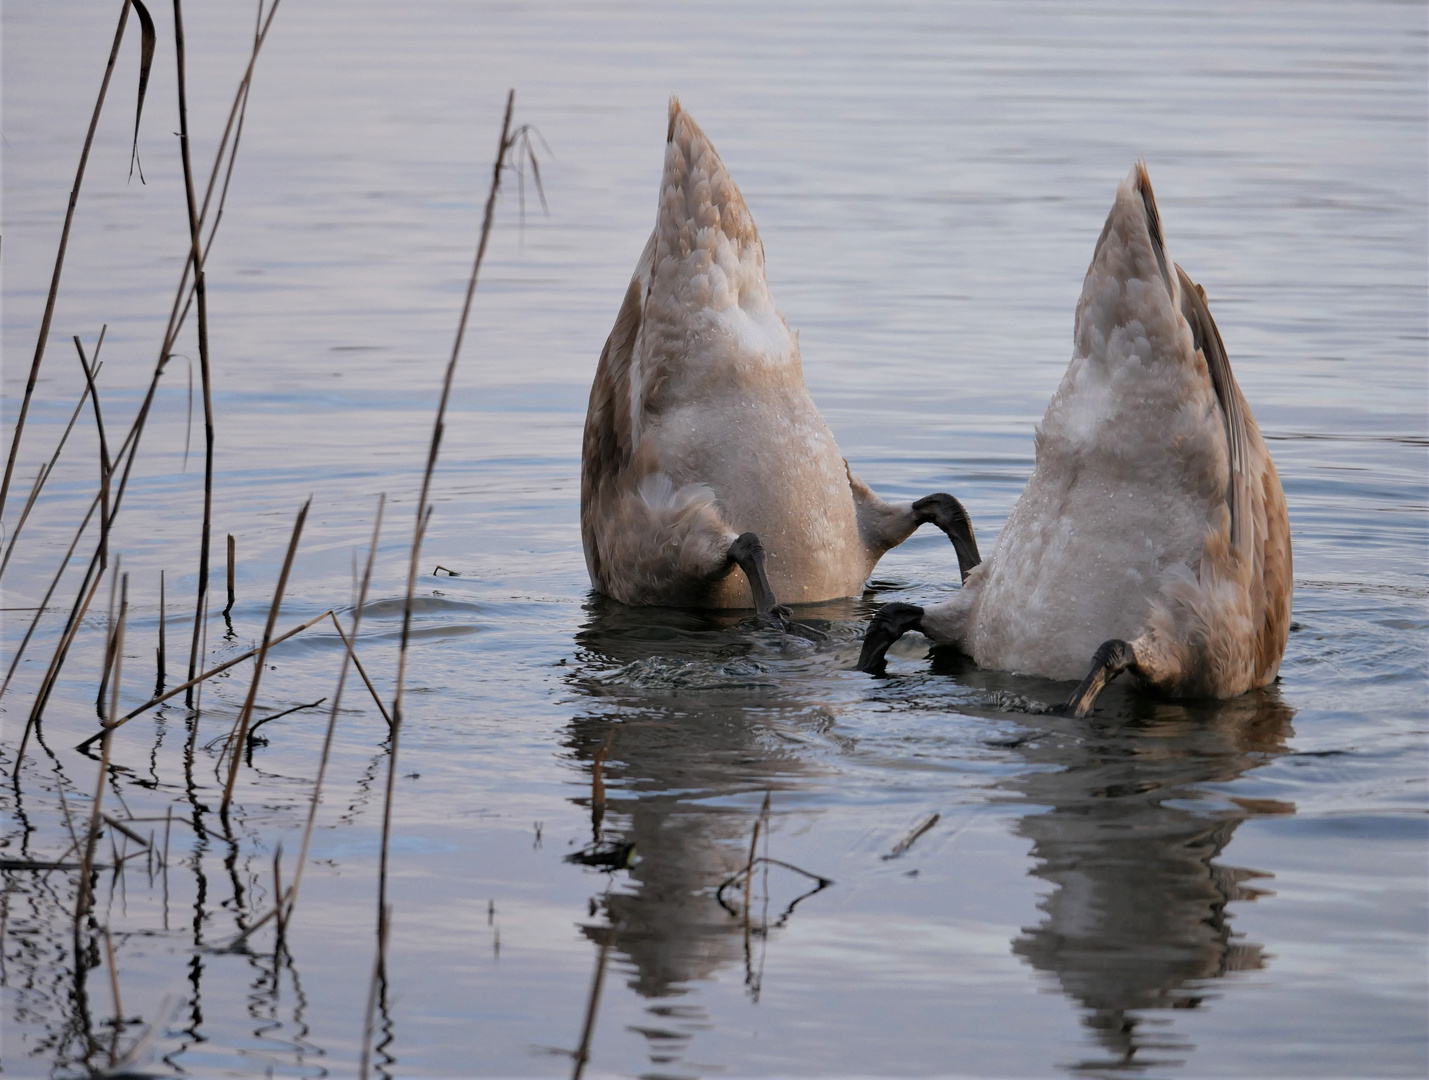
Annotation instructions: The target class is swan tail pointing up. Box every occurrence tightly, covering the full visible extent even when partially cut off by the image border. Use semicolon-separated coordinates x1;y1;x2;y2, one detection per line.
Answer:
1057;165;1291;709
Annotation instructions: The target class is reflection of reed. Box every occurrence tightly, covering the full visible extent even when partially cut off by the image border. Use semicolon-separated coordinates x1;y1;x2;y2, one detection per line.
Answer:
1005;690;1295;1073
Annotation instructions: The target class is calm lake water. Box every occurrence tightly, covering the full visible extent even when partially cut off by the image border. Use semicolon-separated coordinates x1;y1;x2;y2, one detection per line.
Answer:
3;2;1426;1077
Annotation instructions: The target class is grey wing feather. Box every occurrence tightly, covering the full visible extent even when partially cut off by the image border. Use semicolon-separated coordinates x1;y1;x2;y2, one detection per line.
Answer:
1176;264;1252;557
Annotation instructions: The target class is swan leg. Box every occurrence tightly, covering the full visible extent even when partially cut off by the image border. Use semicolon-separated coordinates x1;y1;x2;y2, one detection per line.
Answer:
1061;639;1134;717
912;493;981;582
726;532;793;631
855;602;926;673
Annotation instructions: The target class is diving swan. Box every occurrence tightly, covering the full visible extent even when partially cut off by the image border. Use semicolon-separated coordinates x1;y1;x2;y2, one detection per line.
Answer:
857;164;1292;716
581;100;979;622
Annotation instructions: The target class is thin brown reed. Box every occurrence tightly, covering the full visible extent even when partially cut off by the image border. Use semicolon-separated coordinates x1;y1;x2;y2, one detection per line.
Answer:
8;0;286;753
173;0;219;708
279;496;385;934
363;90;518;1079
220;499;309;814
327;612;391;727
224;534;236;616
0;0;151;521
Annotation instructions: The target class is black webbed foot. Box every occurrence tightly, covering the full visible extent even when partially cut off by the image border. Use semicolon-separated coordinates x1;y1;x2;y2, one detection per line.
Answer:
727;532;803;637
856;602;926;673
1060;638;1133;717
913;494;981;582
757;603;795;634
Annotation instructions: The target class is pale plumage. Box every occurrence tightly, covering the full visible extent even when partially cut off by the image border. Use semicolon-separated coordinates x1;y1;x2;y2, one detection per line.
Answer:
581;100;978;618
858;165;1292;715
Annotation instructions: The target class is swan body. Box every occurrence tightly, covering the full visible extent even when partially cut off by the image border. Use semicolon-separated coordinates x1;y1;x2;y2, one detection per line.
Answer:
582;100;978;612
859;165;1291;713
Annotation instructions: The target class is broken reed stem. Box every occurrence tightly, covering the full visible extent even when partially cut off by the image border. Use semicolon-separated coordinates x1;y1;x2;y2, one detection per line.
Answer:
224;534;236;616
883;812;940;861
174;0;219;710
388;88;516;732
327;613;391;728
74;609;333;753
0;0;131;523
220;499;309;815
281;497;385;930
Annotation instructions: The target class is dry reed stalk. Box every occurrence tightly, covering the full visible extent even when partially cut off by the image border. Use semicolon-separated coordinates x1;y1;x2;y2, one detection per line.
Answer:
0;0;151;522
173;0;219;708
362;91;518;1076
10;0;286;743
175;0;262;337
155;0;283;363
278;496;385;931
73;333;113;569
74;608;333;752
219;499;309;814
327;612;391;728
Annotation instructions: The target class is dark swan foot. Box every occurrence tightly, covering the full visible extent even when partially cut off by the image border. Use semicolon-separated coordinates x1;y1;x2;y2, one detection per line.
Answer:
856;602;926;673
913;494;981;582
759;603;796;634
727;532;796;634
1059;638;1133;717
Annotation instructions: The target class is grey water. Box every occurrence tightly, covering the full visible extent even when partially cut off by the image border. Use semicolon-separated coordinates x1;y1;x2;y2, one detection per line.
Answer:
2;1;1426;1077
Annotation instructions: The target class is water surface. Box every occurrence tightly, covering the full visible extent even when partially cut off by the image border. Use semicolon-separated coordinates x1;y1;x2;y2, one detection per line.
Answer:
2;2;1426;1077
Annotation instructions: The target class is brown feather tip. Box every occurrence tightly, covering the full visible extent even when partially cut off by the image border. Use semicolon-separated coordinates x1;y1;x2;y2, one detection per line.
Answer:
1132;161;1170;287
667;95;682;143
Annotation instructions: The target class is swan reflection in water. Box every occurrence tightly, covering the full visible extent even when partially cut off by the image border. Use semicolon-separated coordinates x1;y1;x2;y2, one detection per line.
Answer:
927;650;1298;1074
561;601;1295;1075
563;597;845;1016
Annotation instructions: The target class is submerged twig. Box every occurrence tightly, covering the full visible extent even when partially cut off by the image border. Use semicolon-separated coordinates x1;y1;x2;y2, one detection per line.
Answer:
882;812;940;861
243;698;327;747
